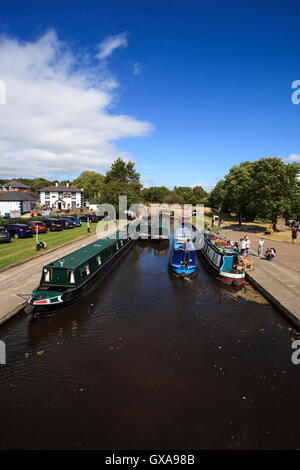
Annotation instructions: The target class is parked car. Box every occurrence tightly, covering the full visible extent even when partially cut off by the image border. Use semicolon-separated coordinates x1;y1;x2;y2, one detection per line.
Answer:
6;224;34;239
61;216;82;227
27;221;48;233
79;214;99;223
0;226;11;243
43;218;63;231
59;218;74;229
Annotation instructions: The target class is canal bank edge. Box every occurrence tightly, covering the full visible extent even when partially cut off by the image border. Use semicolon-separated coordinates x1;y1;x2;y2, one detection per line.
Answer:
244;257;300;331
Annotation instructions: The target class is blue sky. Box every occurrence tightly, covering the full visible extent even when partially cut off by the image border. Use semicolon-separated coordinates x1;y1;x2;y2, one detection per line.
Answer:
0;0;300;189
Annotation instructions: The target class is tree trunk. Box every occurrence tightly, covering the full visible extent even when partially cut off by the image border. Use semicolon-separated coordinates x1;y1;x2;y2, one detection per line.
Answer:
272;215;278;232
238;212;242;226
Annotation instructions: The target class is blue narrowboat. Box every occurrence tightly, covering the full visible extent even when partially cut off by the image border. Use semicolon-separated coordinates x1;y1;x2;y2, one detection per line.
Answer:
169;227;197;277
198;231;245;287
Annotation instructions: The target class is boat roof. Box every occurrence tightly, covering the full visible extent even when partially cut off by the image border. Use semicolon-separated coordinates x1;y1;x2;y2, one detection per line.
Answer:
45;230;128;270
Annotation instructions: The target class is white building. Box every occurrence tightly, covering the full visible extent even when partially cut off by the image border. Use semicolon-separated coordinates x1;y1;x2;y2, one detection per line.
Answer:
0;191;38;216
86;199;100;212
39;183;83;210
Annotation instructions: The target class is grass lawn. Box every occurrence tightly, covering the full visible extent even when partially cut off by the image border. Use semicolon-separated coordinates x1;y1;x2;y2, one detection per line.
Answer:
221;221;299;244
257;230;300;244
0;221;114;270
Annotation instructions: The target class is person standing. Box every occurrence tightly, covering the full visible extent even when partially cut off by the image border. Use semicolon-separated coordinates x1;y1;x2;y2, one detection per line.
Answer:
258;238;264;257
292;226;298;244
245;236;251;256
240;238;247;257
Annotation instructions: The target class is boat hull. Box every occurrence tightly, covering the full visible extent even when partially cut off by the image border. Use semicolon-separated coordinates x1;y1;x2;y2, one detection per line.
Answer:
169;265;198;278
197;234;245;287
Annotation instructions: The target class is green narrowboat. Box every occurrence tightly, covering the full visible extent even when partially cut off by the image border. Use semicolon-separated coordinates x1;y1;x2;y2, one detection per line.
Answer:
28;229;133;316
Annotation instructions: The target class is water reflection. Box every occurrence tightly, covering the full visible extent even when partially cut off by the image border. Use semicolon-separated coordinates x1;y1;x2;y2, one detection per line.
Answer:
0;233;299;450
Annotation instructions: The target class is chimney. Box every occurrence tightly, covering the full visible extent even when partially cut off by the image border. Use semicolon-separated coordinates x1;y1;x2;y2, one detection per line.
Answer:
66;182;69;187
55;182;58;187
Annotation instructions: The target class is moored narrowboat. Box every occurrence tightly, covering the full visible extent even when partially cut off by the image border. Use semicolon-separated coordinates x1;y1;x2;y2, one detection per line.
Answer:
198;231;245;287
169;227;197;277
28;229;133;315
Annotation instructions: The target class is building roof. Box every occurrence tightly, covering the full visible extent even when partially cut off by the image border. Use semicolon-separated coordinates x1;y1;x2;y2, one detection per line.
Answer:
0;191;38;202
39;185;82;192
46;230;128;270
3;181;31;189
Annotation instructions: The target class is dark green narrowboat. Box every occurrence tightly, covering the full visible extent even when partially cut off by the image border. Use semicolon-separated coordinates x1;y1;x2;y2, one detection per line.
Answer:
28;229;133;316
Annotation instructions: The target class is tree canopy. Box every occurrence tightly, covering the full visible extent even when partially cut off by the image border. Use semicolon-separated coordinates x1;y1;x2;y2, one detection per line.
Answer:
73;170;104;200
100;158;142;208
209;157;300;226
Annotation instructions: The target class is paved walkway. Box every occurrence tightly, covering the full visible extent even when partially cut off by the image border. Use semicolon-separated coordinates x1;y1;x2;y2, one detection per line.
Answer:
220;227;300;329
221;228;300;272
0;222;126;326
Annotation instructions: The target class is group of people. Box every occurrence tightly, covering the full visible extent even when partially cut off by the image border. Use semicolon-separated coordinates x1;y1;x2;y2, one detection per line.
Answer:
239;236;251;257
229;236;251;256
230;235;277;261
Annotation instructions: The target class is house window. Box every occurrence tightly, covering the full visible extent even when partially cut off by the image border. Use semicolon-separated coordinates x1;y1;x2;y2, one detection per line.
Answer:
71;193;76;199
45;192;50;198
45;200;50;206
58;192;63;197
97;256;101;266
71;201;76;208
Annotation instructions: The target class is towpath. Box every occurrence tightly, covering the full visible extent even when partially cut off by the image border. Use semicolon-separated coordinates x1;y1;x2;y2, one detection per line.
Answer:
220;227;300;329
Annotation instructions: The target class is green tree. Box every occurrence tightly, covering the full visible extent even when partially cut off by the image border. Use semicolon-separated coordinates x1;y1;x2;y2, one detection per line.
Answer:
142;186;171;203
173;186;194;204
73;171;104;200
100;158;142;208
163;192;185;205
250;158;300;230
209;180;227;211
191;186;208;204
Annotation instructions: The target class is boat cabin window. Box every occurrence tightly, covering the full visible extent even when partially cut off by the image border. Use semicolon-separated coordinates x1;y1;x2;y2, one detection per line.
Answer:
67;270;75;284
116;243;119;250
43;268;52;282
120;240;123;246
97;256;102;266
79;264;90;279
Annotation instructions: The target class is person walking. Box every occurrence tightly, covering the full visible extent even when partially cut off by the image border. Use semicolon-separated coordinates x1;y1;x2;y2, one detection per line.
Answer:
291;226;298;244
258;238;264;257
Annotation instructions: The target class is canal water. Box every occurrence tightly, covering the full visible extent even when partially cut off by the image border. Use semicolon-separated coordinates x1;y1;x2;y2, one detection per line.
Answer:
0;236;299;450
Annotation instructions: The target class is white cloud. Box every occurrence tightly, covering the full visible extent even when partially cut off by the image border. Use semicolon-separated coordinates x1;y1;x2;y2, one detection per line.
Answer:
133;62;141;76
96;33;128;60
286;154;300;162
0;30;152;178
